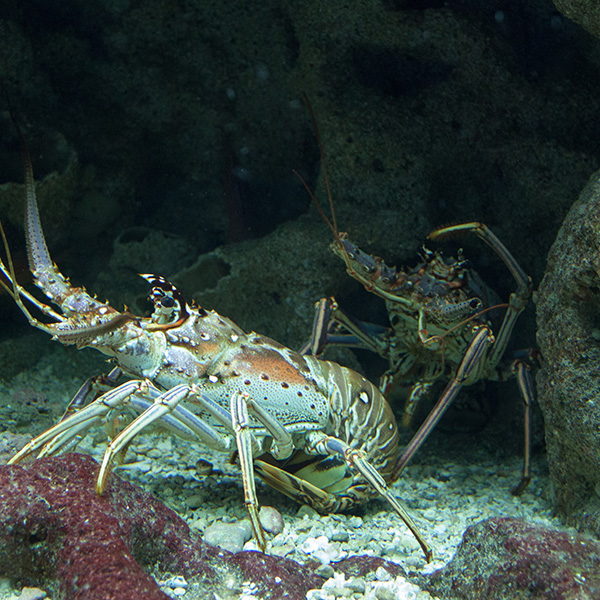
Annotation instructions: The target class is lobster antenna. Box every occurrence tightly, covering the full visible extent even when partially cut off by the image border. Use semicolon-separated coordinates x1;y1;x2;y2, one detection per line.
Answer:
430;302;510;342
294;93;359;278
301;92;339;236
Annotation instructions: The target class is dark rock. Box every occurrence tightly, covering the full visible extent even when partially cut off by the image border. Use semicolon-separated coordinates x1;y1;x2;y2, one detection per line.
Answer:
536;168;600;534
422;517;600;600
0;453;323;600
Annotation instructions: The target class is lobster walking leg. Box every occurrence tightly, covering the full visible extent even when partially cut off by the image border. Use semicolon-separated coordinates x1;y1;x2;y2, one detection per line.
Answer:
231;392;267;551
393;326;494;480
510;359;535;495
306;431;432;562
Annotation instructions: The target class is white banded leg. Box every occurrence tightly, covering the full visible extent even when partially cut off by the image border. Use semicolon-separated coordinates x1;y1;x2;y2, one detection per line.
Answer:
96;384;236;493
230;391;268;551
8;380;148;464
59;366;124;422
393;326;494;480
401;381;434;428
511;359;535;496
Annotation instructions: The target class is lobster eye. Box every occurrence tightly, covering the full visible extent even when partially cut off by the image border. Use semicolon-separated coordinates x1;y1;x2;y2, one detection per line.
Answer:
160;296;175;308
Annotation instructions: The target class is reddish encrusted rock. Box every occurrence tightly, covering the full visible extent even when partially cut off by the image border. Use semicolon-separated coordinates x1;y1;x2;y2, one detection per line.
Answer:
0;453;322;600
422;517;600;600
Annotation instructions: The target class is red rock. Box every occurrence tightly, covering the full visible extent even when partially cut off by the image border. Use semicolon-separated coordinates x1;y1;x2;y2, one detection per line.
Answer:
0;453;322;600
423;517;600;600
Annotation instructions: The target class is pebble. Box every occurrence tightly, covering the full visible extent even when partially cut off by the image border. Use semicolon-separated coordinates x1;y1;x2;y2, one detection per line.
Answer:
202;521;252;553
346;577;366;593
375;566;392;582
164;576;187;589
259;505;284;535
185;493;205;509
300;535;346;564
347;516;363;528
315;564;335;578
296;504;319;518
269;542;294;557
331;529;350;542
195;459;213;476
374;583;397;600
17;589;47;600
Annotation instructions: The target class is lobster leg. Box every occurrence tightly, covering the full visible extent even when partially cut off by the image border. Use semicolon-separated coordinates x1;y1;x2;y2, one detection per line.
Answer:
400;381;435;428
510;358;535;495
9;380;150;463
305;430;432;562
96;384;238;493
241;395;294;460
59;366;124;422
301;296;391;358
230;392;267;551
393;326;494;480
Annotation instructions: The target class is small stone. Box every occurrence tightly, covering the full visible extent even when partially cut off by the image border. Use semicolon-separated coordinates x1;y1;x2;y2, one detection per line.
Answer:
295;518;315;533
259;506;284;535
375;566;392;582
18;588;47;600
315;564;335;578
166;576;187;589
203;521;252;553
172;587;186;597
347;516;363;528
195;459;213;476
300;536;346;564
331;529;349;542
345;577;366;593
186;494;205;509
269;542;294;557
374;583;396;600
169;474;185;486
296;504;319;518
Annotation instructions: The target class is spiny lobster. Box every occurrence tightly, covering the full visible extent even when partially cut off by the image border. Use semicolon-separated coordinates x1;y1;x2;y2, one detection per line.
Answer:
1;134;431;560
297;96;535;496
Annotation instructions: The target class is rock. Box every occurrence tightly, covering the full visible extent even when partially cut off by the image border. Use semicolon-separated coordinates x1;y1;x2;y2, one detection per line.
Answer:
554;0;600;39
422;517;600;600
202;521;252;553
0;454;323;600
19;588;47;600
536;167;600;534
259;505;285;535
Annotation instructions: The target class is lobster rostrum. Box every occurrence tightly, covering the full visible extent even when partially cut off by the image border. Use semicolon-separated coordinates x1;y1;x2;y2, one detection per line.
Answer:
1;141;431;560
298;98;535;496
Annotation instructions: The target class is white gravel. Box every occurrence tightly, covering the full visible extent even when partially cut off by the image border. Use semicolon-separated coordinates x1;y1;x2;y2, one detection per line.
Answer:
77;427;553;600
0;365;556;600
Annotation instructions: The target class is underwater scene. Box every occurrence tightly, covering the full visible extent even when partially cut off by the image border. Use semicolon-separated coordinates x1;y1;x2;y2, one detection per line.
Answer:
1;1;600;598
